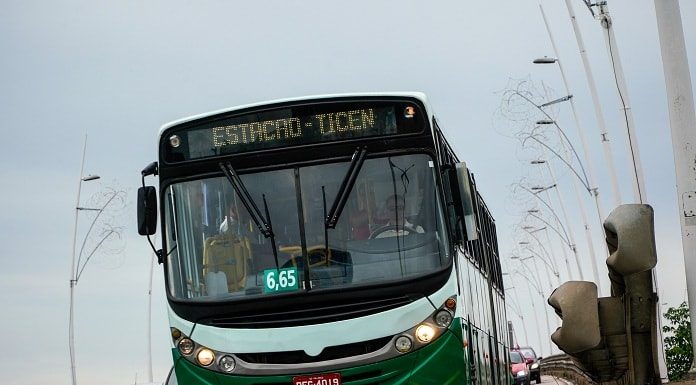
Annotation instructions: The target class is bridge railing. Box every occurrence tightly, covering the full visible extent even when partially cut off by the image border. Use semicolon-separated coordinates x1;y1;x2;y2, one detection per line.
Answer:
540;354;597;385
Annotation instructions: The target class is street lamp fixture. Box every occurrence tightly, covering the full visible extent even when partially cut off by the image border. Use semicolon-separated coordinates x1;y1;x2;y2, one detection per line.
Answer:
530;160;547;165
533;57;558;64
523;225;547;234
81;175;100;182
531;184;557;194
541;95;573;108
536;119;555;125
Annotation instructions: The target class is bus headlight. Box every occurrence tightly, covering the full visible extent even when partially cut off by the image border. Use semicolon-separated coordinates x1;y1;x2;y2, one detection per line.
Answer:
434;310;453;327
415;324;436;343
219;355;236;373
197;348;215;366
178;338;195;356
394;336;413;353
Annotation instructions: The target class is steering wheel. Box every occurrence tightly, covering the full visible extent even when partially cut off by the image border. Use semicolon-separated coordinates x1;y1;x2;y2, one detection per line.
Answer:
369;224;419;239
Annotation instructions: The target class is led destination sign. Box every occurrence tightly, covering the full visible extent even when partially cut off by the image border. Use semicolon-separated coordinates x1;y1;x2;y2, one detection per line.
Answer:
164;101;423;162
211;108;381;148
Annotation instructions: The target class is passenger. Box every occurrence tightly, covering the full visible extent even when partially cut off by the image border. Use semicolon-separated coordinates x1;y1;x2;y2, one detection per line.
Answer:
219;205;241;235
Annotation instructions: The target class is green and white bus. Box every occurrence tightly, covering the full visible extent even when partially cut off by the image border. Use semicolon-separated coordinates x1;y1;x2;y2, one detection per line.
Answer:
138;93;510;385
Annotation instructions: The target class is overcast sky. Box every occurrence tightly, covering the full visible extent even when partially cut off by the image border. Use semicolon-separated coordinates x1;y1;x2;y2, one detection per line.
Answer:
2;1;694;384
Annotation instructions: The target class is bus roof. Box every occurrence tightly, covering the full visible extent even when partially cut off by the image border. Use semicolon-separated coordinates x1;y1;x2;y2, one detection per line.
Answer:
159;92;433;136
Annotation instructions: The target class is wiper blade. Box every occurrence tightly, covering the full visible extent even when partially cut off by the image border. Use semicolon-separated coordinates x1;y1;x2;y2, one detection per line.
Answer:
219;162;280;270
220;162;271;237
325;146;367;229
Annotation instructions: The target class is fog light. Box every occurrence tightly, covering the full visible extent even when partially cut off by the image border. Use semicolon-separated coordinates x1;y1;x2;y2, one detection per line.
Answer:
219;355;236;372
178;338;194;355
434;310;453;327
197;348;215;366
415;324;436;343
394;336;413;353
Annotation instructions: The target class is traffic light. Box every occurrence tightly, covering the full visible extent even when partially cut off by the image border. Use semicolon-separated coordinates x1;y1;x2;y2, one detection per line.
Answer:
545;204;660;385
604;204;657;277
547;281;601;354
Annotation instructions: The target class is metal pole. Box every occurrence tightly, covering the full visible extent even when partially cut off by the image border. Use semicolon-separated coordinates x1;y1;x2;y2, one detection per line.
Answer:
654;0;696;370
522;276;545;356
147;247;155;383
539;3;606;222
544;227;573;281
562;0;622;207
596;4;647;203
539;4;613;285
69;136;87;385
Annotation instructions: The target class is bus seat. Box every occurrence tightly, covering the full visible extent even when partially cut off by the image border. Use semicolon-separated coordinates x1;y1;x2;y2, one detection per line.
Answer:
202;234;251;293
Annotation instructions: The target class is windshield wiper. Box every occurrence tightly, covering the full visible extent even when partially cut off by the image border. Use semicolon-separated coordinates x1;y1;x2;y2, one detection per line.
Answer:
325;146;367;229
219;162;280;271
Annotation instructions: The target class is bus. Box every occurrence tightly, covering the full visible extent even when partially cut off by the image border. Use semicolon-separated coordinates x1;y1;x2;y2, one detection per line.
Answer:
137;93;510;385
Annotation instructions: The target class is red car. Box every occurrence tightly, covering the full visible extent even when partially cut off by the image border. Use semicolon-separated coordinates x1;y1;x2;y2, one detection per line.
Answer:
510;350;530;385
516;346;541;383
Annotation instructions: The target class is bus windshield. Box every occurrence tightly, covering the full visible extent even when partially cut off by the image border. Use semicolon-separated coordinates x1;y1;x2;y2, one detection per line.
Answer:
163;153;450;301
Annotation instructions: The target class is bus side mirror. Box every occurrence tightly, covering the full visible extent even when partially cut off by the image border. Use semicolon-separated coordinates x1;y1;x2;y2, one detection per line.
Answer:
451;162;478;241
137;186;158;236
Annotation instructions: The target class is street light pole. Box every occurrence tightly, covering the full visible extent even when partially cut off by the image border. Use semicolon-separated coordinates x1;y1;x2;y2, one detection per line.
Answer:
513;267;553;357
518;185;585;281
558;0;623;207
654;0;696;370
532;159;603;295
537;3;607;221
523;224;572;281
69;136;100;385
595;3;647;204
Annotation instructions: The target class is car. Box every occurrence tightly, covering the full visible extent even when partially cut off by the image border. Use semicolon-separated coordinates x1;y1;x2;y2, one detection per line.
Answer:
509;350;530;385
516;346;542;384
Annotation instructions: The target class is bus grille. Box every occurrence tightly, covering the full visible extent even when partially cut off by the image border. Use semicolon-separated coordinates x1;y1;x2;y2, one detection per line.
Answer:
237;336;393;364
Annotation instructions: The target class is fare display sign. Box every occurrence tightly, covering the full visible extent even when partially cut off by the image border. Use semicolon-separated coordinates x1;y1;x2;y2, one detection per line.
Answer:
292;373;342;385
163;100;424;162
262;267;299;293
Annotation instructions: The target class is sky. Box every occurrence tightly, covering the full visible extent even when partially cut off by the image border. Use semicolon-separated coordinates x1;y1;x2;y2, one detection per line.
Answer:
1;1;694;384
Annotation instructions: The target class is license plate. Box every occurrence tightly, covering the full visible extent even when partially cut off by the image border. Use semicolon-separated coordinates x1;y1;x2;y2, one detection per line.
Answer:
292;373;342;385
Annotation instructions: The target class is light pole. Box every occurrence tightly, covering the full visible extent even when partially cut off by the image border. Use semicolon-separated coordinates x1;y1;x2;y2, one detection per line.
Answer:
68;137;101;385
539;2;623;207
654;0;696;369
521;224;571;282
504;272;544;354
530;159;603;294
514;183;585;281
508;266;553;356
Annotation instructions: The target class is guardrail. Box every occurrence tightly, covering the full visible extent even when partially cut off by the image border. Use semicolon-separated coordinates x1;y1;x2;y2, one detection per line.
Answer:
540;354;597;385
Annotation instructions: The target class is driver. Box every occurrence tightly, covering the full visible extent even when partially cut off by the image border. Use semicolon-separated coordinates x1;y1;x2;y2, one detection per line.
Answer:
373;194;424;238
